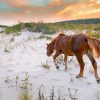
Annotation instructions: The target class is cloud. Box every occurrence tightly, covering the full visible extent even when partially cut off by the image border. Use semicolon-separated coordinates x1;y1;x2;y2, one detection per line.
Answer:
48;0;63;6
24;0;51;6
55;0;100;20
48;0;88;6
0;0;100;25
3;0;28;8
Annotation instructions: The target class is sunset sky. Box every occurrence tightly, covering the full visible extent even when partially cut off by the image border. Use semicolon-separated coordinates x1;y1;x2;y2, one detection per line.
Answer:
0;0;100;25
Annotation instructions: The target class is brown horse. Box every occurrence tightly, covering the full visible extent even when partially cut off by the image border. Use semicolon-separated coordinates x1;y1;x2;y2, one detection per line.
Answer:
46;33;100;80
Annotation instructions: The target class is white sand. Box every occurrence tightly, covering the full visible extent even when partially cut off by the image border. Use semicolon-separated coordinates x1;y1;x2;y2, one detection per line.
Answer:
0;30;100;100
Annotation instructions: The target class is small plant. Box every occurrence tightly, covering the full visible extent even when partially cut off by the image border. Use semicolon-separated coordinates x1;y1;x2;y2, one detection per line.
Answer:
4;74;79;100
4;76;14;88
96;90;100;100
20;73;32;89
19;73;32;100
19;89;32;100
4;46;11;53
38;35;52;40
4;76;11;84
68;88;78;100
41;61;50;69
37;86;68;100
16;76;19;87
38;85;45;100
58;89;62;100
4;73;32;89
49;87;55;100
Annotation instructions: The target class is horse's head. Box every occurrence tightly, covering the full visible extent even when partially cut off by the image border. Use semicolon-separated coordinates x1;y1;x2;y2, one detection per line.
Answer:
46;43;54;56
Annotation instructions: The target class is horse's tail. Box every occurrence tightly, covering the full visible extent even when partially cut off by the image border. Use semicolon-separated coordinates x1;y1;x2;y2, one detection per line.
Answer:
86;36;100;57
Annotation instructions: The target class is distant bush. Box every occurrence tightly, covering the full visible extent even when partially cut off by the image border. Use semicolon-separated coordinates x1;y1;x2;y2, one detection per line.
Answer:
92;33;100;38
4;19;100;36
5;24;22;34
38;35;52;40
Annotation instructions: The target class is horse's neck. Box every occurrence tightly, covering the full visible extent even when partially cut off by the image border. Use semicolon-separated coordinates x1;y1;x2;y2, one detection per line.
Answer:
51;38;56;46
63;35;71;40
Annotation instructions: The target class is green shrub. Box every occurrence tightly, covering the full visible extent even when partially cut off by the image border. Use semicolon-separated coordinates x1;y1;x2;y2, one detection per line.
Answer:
4;19;100;35
5;24;22;34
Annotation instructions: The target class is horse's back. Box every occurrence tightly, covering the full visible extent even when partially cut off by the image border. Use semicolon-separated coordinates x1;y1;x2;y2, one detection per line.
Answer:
53;33;89;55
71;34;88;53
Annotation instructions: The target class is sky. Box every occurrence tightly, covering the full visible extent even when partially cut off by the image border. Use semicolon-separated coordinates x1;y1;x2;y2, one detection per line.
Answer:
0;0;100;25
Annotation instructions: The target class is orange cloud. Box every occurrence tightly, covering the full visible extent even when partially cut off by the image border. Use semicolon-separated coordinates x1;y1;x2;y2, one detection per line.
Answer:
3;0;28;8
55;0;100;20
48;0;63;6
0;0;100;25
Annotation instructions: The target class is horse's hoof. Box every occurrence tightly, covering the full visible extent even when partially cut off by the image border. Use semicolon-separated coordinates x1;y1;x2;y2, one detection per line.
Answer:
97;79;100;83
96;76;100;80
64;68;68;71
76;75;80;78
56;66;59;69
76;75;83;78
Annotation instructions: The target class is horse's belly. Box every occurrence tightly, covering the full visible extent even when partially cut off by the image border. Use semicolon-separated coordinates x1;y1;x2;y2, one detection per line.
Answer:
64;49;74;56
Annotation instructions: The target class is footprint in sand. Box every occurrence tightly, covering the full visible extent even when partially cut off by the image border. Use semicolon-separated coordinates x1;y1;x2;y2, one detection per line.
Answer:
7;69;13;72
52;78;62;82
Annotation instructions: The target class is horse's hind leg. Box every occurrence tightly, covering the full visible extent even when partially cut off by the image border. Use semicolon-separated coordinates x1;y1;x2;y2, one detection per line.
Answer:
75;54;85;78
64;54;68;71
53;51;61;69
87;50;100;80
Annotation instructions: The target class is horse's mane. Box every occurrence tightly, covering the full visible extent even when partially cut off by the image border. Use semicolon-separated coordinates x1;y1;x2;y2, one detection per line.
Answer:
51;33;65;44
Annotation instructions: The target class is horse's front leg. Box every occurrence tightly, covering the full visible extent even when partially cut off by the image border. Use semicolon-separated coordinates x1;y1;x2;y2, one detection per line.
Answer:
64;54;68;71
75;53;85;78
53;51;61;69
